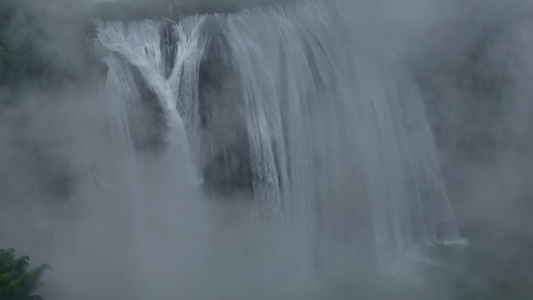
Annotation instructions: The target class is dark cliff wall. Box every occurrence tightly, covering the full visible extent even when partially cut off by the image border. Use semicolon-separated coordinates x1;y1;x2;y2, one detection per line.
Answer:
90;0;292;21
0;0;105;105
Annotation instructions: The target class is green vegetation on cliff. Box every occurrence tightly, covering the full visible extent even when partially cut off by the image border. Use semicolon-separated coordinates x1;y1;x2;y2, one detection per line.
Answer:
0;248;49;300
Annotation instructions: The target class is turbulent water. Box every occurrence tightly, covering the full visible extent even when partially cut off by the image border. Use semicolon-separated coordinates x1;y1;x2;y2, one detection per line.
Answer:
96;0;462;279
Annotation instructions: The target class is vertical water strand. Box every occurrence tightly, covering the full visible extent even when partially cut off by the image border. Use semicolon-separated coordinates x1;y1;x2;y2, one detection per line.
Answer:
381;61;431;246
98;20;170;143
223;6;312;278
392;65;461;242
350;40;418;266
271;0;350;264
337;2;463;264
98;22;171;277
102;53;148;233
225;10;284;214
104;54;138;153
294;0;355;259
98;19;200;183
223;12;296;280
270;5;317;277
170;15;211;172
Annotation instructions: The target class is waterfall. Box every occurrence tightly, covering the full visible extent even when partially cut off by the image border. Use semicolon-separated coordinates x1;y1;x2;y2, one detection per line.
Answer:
96;0;462;271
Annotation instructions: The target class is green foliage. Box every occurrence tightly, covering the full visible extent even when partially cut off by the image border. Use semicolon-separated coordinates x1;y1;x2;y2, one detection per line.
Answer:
0;248;50;300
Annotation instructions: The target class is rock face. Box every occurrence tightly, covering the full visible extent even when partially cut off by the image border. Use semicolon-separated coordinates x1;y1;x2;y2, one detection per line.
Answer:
90;2;201;21
198;33;252;193
90;0;289;21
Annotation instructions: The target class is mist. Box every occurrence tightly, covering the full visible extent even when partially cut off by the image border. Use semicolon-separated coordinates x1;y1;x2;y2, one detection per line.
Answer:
1;0;533;299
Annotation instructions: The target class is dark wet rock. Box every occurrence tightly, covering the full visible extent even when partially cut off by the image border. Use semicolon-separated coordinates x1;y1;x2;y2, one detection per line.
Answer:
198;30;252;193
89;0;291;21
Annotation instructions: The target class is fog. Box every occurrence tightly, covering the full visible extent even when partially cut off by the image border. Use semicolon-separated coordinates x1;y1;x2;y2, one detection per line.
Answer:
1;0;532;299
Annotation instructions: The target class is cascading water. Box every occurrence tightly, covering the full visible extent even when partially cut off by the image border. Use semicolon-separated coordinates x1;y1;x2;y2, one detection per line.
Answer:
96;0;463;277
